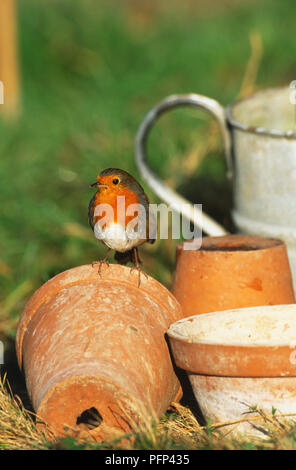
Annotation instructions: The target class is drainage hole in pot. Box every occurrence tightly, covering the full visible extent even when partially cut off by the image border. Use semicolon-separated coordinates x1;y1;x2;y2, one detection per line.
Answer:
76;407;103;430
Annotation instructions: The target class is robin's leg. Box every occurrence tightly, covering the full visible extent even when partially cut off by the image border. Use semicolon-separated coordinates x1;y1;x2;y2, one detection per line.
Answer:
130;247;148;287
92;248;111;275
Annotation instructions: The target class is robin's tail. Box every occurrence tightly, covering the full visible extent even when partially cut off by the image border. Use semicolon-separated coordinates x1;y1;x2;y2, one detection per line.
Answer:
114;250;134;265
114;249;142;265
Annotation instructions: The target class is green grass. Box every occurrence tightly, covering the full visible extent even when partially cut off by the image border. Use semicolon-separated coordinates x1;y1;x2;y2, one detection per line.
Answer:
1;0;296;449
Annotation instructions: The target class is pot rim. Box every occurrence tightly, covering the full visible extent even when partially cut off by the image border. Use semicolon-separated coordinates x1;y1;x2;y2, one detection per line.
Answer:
167;304;296;348
167;305;296;377
176;235;285;254
226;86;296;139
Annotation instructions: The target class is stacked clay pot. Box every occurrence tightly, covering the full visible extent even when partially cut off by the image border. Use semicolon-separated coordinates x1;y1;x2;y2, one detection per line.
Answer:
172;235;295;317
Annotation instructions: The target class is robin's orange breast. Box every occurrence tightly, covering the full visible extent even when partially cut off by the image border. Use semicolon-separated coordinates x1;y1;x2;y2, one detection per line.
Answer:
92;188;143;229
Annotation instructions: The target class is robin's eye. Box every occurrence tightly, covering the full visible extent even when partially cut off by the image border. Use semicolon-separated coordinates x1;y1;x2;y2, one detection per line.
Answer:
112;178;119;185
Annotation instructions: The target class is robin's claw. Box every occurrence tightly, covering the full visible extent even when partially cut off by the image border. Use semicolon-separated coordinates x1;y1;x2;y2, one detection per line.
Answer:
129;247;148;286
92;248;111;276
129;265;148;287
97;259;109;276
92;259;110;276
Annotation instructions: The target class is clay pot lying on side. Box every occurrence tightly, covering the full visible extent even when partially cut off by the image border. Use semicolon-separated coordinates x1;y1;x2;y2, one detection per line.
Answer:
16;264;183;441
167;304;296;437
172;235;295;317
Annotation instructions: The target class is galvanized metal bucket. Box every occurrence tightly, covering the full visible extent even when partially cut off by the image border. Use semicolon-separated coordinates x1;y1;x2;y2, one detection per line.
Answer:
134;86;296;290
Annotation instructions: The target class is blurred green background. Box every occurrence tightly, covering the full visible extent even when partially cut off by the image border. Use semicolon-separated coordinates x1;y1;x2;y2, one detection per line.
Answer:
0;0;296;340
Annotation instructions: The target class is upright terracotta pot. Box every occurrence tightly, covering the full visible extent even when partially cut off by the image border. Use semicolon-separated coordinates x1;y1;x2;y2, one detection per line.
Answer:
16;264;183;441
172;235;295;317
167;305;296;437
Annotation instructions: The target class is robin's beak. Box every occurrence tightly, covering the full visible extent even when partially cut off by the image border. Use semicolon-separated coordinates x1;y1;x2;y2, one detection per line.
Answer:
90;181;108;189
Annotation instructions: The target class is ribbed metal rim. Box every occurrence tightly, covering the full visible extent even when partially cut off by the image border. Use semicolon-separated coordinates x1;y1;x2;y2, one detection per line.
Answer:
226;86;296;139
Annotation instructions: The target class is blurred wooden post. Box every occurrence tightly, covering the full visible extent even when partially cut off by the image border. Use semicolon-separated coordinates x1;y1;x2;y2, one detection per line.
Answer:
0;0;20;117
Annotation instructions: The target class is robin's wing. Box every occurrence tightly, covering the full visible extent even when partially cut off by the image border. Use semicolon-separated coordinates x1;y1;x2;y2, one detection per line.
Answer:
147;205;156;244
137;191;156;244
88;194;96;231
118;171;156;244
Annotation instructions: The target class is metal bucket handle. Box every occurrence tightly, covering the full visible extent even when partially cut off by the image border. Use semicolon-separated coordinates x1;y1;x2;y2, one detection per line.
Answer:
134;93;232;236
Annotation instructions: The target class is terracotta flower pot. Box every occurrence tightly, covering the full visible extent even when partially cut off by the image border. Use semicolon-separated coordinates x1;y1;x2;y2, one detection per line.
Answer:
16;264;183;441
172;235;295;317
167;304;296;436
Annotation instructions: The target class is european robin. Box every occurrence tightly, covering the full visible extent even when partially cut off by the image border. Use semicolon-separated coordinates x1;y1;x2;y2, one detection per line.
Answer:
88;168;156;285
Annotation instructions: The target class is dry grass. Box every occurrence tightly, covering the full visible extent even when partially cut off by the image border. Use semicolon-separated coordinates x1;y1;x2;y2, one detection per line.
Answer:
1;374;296;450
0;375;53;450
